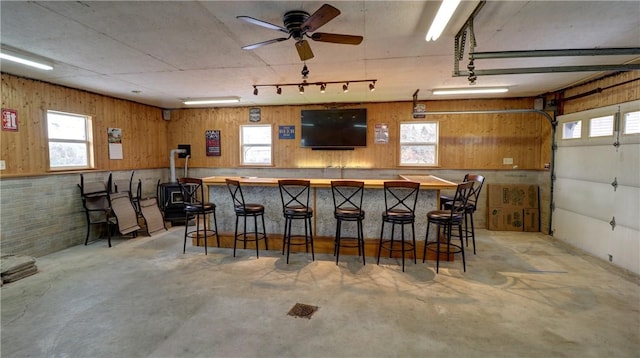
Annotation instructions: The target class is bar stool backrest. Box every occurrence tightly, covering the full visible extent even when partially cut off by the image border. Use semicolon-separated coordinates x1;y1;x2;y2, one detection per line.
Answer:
178;177;205;206
449;181;475;219
383;181;420;218
279;179;311;212
331;180;365;214
465;174;485;210
225;179;247;210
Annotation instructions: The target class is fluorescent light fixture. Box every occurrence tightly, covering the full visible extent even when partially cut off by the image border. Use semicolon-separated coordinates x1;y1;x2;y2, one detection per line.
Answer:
0;47;53;70
432;87;509;95
182;97;240;105
425;0;461;42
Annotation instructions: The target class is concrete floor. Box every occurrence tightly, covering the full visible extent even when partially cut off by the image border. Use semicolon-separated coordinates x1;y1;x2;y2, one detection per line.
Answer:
1;228;639;357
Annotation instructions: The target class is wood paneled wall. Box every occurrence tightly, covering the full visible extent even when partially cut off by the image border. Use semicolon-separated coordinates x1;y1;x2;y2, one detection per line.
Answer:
2;73;552;176
561;71;640;114
167;98;551;170
1;74;169;176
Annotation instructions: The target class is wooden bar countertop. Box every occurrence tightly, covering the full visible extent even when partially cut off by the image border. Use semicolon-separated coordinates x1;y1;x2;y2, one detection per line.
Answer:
202;174;457;190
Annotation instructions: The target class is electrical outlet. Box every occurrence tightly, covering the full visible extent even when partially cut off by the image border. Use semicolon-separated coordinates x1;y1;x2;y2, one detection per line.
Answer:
503;157;513;165
0;160;5;170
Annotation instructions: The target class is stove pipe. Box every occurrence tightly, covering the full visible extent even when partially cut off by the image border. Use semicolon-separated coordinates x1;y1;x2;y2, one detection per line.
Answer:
169;148;187;183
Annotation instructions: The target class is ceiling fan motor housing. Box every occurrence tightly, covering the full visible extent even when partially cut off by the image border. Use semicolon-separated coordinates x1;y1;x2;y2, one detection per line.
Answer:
284;10;310;41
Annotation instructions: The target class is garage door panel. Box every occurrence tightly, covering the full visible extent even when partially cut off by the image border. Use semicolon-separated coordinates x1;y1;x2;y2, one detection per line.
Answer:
555;103;639;275
554;178;614;222
555;146;616;182
613;185;640;231
552;209;610;261
616;144;640;187
608;225;640;274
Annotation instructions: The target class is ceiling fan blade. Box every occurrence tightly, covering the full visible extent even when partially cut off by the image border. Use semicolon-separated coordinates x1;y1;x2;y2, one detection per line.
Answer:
295;40;314;61
242;37;289;50
301;4;340;32
310;32;363;45
237;16;288;34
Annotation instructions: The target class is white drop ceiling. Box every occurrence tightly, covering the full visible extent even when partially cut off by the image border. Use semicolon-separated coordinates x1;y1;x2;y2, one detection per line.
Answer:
1;1;638;109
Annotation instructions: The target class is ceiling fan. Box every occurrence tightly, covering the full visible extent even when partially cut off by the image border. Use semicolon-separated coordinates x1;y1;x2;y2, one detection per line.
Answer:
237;3;363;61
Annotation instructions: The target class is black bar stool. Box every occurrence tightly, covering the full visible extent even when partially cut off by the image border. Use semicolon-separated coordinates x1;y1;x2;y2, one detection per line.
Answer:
178;177;219;255
441;174;485;254
226;178;268;258
376;181;420;272
331;180;366;265
424;181;474;273
278;179;315;264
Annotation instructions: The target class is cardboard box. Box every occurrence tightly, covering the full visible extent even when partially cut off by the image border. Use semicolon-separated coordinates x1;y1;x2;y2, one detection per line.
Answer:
523;208;540;232
488;184;539;209
488;207;525;231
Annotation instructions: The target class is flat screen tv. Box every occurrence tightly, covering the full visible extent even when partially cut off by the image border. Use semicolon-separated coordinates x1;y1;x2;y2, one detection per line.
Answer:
300;108;367;149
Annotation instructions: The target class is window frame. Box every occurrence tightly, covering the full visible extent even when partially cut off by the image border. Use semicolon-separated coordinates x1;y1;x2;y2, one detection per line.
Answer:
239;124;273;166
623;110;640;135
398;120;439;167
561;120;583;140
588;114;615;138
46;110;94;171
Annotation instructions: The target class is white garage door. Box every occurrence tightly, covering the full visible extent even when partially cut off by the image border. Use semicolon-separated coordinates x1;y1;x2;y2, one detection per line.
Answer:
553;100;640;275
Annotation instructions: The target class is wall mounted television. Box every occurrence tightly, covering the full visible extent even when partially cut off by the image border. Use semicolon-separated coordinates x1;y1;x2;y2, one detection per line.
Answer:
300;108;367;149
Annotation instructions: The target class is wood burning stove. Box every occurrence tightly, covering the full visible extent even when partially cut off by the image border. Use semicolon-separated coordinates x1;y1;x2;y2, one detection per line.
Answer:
159;145;192;223
159;183;185;223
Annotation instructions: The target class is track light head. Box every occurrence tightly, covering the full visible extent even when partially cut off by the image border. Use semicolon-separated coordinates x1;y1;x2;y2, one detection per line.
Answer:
298;85;304;94
369;81;376;92
343;83;349;93
276;86;282;95
320;83;326;93
253;86;258;95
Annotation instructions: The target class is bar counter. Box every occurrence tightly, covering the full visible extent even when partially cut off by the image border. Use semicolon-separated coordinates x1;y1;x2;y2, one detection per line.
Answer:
199;175;456;258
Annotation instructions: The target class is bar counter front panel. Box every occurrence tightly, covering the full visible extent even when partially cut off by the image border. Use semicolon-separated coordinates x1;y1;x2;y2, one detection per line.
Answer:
201;176;457;254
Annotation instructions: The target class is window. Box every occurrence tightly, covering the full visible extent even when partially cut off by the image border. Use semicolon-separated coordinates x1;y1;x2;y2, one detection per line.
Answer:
624;111;640;134
240;124;272;165
589;115;614;137
399;121;438;166
562;120;582;139
46;110;93;170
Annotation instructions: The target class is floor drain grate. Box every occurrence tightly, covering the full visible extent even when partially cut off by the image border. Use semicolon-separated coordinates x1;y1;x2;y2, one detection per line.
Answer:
288;303;318;319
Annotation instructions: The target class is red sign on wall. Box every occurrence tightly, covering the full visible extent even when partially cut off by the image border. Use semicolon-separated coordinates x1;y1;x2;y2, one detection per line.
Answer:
2;108;18;131
206;130;221;156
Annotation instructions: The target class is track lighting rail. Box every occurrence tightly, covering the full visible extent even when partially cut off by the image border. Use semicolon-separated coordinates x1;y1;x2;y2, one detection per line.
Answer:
252;79;377;95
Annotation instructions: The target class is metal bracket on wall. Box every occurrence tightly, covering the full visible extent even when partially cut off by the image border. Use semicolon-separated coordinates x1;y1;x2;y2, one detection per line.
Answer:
610;216;616;231
611;177;618;192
